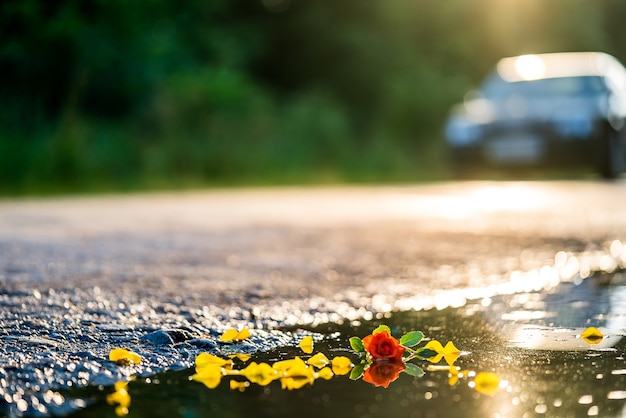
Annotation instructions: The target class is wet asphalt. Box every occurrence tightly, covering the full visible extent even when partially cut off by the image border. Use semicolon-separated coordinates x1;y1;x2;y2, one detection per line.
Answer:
2;180;626;416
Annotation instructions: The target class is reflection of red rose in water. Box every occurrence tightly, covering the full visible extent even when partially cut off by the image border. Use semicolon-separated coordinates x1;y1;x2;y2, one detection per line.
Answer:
363;361;405;388
362;331;405;361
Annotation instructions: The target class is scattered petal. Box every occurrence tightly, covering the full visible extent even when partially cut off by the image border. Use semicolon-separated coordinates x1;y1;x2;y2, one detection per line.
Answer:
229;353;252;363
299;336;314;354
273;358;299;373
447;368;466;387
424;340;444;353
242;362;279;386
229;380;250;392
220;328;251;342
443;341;461;366
106;381;131;416
473;372;501;396
109;348;142;366
195;353;232;371
307;352;330;369
191;364;223;389
331;356;353;375
317;367;334;380
581;327;604;344
280;357;316;390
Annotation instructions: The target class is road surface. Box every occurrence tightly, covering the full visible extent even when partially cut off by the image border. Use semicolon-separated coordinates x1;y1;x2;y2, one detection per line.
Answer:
1;180;626;416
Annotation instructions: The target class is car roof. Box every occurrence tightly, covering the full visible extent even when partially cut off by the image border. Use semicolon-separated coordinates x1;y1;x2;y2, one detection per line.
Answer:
496;52;623;82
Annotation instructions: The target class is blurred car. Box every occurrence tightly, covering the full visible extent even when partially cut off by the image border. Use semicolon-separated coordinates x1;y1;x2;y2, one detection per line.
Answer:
444;52;626;178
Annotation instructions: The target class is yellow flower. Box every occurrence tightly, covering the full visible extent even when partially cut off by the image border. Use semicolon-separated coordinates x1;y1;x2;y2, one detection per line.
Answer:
316;367;334;380
473;372;501;396
331;356;353;375
195;353;233;371
230;380;250;392
241;362;279;386
220;328;251;342
109;348;142;366
581;327;604;344
307;352;330;369
191;364;223;389
106;381;131;416
299;336;314;354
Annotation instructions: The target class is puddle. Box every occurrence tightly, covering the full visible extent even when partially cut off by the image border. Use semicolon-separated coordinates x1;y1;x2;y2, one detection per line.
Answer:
58;278;626;418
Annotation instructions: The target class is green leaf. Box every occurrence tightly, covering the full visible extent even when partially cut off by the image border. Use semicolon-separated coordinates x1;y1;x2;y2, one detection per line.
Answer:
372;325;391;335
403;363;425;377
415;348;438;359
349;337;365;352
350;363;365;380
399;331;424;347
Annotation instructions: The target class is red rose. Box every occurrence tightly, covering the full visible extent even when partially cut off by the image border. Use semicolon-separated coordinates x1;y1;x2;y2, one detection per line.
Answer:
362;330;405;361
362;361;405;388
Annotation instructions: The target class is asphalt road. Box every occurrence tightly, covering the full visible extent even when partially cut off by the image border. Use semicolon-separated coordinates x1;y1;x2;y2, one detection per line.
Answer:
2;180;626;313
2;180;626;416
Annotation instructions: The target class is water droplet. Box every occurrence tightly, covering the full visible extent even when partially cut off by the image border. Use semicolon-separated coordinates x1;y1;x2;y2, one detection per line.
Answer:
607;391;626;400
587;405;599;416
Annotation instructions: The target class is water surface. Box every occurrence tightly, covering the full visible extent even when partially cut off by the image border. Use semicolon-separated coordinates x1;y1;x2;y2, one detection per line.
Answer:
64;278;626;418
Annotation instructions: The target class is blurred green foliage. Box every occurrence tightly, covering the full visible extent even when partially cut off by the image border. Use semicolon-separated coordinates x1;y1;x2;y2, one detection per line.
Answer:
1;0;625;194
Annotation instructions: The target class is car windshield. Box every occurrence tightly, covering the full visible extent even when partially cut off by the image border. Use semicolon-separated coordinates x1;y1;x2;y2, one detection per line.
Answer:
481;75;606;100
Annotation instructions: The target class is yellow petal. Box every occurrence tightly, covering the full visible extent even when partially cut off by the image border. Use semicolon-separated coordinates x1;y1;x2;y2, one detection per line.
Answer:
447;367;465;386
191;364;223;389
195;353;232;370
299;336;314;354
424;340;444;353
581;327;604;344
242;362;279;386
473;372;501;397
115;406;129;416
113;381;129;392
307;352;330;369
220;328;251;342
449;374;460;386
317;367;334;380
237;328;251;340
443;341;461;366
229;380;250;392
283;357;315;380
443;341;460;355
107;380;132;415
273;358;298;373
331;356;353;375
229;353;251;363
109;348;142;366
281;376;312;390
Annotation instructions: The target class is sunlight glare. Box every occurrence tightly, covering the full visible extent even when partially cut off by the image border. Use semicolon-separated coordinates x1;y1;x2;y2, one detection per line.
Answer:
514;55;546;81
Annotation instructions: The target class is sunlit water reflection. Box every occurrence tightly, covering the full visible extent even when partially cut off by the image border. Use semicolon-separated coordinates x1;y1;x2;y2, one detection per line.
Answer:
62;277;626;418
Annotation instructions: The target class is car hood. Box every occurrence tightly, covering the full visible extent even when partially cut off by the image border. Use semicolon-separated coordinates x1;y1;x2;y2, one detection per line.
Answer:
455;95;605;125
